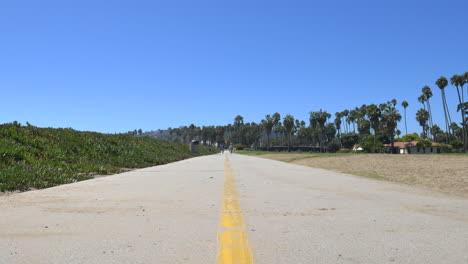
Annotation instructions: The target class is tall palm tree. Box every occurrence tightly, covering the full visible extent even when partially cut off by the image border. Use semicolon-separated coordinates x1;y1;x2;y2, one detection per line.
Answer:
355;105;368;135
334;112;342;139
422;86;434;136
233;115;244;144
462;73;468;149
463;72;468;100
297;121;307;145
283;114;295;152
215;126;225;145
261;115;274;151
322;111;332;145
451;74;467;152
436;76;452;143
401;101;409;135
208;126;217;146
348;109;358;133
342;110;349;133
272;112;282;144
366;104;381;144
418;94;427;110
416;109;430;138
309;110;331;152
417;94;427;137
382;101;402;153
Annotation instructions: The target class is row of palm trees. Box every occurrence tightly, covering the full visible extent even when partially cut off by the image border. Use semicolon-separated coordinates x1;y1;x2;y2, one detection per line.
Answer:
411;73;468;152
163;100;403;153
152;71;467;153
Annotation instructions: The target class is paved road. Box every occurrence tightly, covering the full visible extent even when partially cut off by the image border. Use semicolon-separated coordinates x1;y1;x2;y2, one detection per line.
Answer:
1;153;468;263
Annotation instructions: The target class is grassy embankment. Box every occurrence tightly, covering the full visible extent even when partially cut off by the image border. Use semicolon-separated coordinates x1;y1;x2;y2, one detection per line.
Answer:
0;122;215;192
237;150;468;196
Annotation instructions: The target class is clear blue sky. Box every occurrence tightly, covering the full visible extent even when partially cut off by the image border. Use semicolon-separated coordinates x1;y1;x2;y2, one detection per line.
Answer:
1;0;467;134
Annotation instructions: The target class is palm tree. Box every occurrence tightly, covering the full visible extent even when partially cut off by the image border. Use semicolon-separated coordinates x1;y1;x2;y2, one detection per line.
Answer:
261;115;274;151
334;112;342;144
355;105;368;135
461;74;467;127
310;110;331;152
342;110;349;133
272;113;281;127
418;94;427;110
233;115;244;144
283;114;295;152
422;86;434;136
297;121;307;145
401;101;409;135
459;75;467;117
272;112;282;144
347;109;358;133
208;126;217;146
215;126;225;146
436;76;452;143
451;74;467;152
463;72;468;100
450;122;462;141
416;109;430;138
382;101;402;153
366;104;381;144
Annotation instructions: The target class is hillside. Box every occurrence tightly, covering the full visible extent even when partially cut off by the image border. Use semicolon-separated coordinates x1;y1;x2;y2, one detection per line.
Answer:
0;122;215;192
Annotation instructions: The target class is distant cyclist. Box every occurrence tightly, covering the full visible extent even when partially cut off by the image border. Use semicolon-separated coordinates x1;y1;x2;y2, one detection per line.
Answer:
228;144;233;154
220;143;225;154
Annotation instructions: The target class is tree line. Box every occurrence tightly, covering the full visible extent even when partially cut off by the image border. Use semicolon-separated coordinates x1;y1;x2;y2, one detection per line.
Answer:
148;72;468;153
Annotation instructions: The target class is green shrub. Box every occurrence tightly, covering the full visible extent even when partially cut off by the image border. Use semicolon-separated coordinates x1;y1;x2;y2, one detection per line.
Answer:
359;135;384;153
326;138;341;153
396;133;420;142
341;134;359;149
416;139;432;149
0;122;214;192
450;139;463;150
234;144;247;150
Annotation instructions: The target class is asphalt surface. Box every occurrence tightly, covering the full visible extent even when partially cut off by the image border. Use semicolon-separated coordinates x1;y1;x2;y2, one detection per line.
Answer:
1;153;467;263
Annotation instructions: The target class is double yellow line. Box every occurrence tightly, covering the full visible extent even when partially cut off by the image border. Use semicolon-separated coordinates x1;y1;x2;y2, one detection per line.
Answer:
217;156;254;264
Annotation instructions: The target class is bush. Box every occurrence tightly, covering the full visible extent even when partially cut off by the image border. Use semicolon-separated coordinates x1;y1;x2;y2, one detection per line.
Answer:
341;134;359;149
438;143;453;153
359;135;383;153
450;139;463;150
416;139;432;149
326;138;341;153
234;144;247;150
396;133;420;142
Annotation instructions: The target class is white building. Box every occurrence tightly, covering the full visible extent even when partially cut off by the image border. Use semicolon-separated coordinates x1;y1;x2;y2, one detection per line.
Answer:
384;141;445;154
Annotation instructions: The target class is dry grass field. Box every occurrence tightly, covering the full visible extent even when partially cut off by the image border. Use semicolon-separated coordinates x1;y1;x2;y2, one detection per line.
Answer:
241;152;468;197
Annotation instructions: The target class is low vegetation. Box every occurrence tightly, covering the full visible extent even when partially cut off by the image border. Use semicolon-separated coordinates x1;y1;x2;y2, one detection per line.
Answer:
0;122;215;192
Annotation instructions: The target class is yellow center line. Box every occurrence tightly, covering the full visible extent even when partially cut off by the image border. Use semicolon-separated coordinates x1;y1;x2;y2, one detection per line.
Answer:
217;156;254;264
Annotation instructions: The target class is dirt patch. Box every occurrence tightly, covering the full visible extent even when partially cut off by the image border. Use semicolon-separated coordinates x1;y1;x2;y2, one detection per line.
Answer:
257;154;468;197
